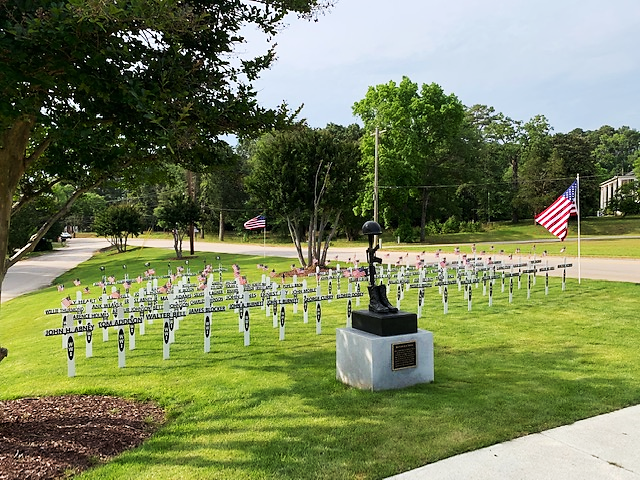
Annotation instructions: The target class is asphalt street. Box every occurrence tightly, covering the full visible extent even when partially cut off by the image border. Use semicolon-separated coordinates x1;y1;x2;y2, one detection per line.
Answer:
2;236;639;303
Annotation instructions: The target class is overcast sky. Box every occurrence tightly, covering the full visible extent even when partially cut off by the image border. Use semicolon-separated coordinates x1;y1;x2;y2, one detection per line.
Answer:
246;0;640;134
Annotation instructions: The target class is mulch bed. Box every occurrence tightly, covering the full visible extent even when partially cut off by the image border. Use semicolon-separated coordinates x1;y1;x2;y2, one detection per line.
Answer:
0;395;165;480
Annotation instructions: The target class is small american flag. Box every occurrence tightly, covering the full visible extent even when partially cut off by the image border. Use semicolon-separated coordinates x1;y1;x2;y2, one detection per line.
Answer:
73;279;81;286
244;215;266;230
535;180;578;241
61;297;72;308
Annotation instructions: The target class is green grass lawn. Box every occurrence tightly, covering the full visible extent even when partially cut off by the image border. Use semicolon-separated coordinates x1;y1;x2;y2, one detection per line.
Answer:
2;247;640;479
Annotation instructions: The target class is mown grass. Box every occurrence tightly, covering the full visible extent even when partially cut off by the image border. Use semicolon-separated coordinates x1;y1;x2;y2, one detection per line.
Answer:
2;246;640;479
116;215;640;258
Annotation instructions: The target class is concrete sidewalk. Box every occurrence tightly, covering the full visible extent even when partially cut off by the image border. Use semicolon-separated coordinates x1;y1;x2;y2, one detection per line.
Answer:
3;237;640;479
387;405;640;479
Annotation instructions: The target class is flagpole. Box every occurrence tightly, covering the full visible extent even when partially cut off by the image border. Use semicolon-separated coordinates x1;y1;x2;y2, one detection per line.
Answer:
577;174;581;284
263;226;266;258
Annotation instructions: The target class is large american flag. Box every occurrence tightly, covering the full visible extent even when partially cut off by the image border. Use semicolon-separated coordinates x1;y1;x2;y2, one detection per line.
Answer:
535;180;578;241
243;214;266;230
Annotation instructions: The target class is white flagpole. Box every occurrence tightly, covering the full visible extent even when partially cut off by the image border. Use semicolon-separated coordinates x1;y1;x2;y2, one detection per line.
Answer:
576;174;581;284
263;226;266;258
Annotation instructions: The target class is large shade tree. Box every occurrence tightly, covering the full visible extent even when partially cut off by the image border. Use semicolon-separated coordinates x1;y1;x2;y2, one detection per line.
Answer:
0;0;333;359
352;77;466;241
0;0;332;289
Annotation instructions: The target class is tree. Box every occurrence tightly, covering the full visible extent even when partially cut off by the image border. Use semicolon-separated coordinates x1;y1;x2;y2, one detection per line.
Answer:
199;146;249;241
466;105;526;223
245;126;362;267
93;204;144;253
0;0;332;301
352;77;466;241
593;127;640;178
549;130;599;216
463;105;512;222
65;192;108;233
517;115;555;215
606;182;640;215
154;194;201;259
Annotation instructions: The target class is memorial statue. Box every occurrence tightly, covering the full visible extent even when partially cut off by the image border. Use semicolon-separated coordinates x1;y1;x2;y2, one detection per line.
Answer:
362;221;398;314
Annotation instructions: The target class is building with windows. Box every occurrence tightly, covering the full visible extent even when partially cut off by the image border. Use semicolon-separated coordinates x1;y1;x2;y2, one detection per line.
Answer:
599;172;637;214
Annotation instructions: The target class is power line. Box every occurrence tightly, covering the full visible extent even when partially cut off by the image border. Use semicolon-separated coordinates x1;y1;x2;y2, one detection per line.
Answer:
378;175;602;190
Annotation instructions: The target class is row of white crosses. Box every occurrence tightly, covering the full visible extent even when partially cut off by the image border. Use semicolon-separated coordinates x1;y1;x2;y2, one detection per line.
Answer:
44;256;572;377
397;255;573;316
43;265;369;376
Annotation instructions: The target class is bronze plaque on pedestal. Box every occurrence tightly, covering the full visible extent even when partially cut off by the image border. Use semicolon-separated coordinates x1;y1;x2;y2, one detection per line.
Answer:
392;341;417;371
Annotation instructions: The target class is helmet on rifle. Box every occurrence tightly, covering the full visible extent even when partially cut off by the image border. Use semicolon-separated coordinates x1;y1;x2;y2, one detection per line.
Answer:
362;220;382;236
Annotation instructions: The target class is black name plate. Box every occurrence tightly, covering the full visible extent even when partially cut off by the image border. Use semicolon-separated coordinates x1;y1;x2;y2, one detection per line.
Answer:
392;341;417;371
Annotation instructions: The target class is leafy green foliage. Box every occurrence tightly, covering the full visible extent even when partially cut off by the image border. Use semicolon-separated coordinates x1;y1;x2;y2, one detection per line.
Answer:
154;193;201;258
93;204;144;252
605;182;640;215
593;126;640;178
353;77;466;240
66;192;107;232
245;125;362;266
0;0;331;286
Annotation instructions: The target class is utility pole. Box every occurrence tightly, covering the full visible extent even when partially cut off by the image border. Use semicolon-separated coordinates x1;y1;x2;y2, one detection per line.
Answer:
372;127;386;224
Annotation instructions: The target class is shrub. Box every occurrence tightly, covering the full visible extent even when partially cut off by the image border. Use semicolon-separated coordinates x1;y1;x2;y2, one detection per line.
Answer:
93;204;144;252
442;216;460;234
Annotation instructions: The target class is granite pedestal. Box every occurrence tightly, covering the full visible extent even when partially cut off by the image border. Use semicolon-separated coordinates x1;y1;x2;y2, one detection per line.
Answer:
336;327;434;391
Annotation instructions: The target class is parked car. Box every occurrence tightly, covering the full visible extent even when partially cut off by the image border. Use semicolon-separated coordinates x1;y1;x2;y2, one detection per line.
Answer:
60;232;73;240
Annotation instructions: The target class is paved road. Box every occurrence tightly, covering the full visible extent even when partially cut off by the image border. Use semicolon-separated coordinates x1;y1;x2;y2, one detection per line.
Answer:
2;238;110;303
127;238;640;283
2;237;639;303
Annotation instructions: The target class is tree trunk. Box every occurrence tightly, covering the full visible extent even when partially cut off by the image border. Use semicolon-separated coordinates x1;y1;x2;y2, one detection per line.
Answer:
320;211;341;266
307;218;314;267
287;217;306;267
0;117;36;302
218;210;225;241
419;188;430;242
173;231;182;259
